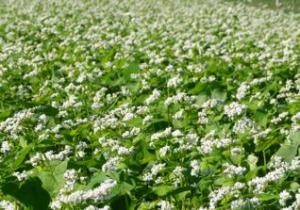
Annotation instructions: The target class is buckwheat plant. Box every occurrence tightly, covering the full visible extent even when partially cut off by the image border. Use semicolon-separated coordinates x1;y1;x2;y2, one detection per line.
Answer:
0;0;299;209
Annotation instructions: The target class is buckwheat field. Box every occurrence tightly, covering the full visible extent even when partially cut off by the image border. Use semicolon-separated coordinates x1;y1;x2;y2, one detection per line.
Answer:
0;0;299;209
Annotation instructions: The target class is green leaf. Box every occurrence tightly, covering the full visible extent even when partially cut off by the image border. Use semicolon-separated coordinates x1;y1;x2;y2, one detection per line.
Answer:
257;193;278;201
252;111;268;127
3;177;50;210
122;62;139;80
0;109;11;120
211;89;227;102
153;185;173;196
53;159;68;176
11;145;31;171
290;182;300;192
144;118;169;132
110;195;131;210
189;83;206;94
255;137;277;152
288;100;300;114
276;143;298;162
140;151;156;164
214;177;233;186
175;190;190;201
137;201;157;210
69;123;91;137
290;131;300;144
195;94;208;106
85;172;108;189
32;160;68;196
276;132;300;162
36;105;58;116
111;182;134;196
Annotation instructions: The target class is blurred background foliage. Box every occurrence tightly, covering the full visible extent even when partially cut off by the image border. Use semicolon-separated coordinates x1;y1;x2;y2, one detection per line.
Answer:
227;0;300;13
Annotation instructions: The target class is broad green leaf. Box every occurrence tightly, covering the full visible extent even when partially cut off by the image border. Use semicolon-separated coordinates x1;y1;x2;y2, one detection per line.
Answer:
252;111;268;127
32;160;68;196
290;182;300;192
111;182;134;196
257;193;278;201
0;109;11;120
153;185;173;196
214;177;233;186
290;131;300;144
211;89;227;102
276;132;300;162
3;178;50;210
86;172;108;189
195;94;208;106
189;83;206;94
276;143;298;162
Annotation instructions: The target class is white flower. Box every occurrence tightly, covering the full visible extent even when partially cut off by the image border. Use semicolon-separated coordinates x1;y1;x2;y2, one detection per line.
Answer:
215;138;232;148
143;115;153;124
158;200;174;210
223;163;246;177
1;141;11;153
172;166;185;177
248;167;286;193
209;186;231;209
164;92;187;106
171;129;183;137
173;109;184;120
200;138;214;154
102;157;119;172
224;102;245;118
271;112;289;124
167;75;182;88
145;89;161;105
13;171;27;181
50;200;62;210
159;145;170;157
236;83;249;100
202;99;218;109
279;190;291;206
62;95;82;109
0;200;15;210
64;169;77;190
85;205;110;210
122;112;135;121
190;160;200;177
198;110;209;124
231;199;244;210
142;173;153;182
151;127;172;141
186;133;199;144
233;117;255;134
117;146;133;155
151;163;166;176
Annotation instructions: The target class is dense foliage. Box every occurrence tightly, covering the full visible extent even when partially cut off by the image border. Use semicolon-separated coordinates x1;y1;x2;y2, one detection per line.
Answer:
0;0;299;209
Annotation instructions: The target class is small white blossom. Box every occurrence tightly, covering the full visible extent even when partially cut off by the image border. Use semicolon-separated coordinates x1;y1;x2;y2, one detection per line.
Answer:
158;200;174;210
0;141;11;153
13;171;27;181
279;190;291;206
145;89;161;105
224;102;245;118
190;160;200;177
167;75;182;88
